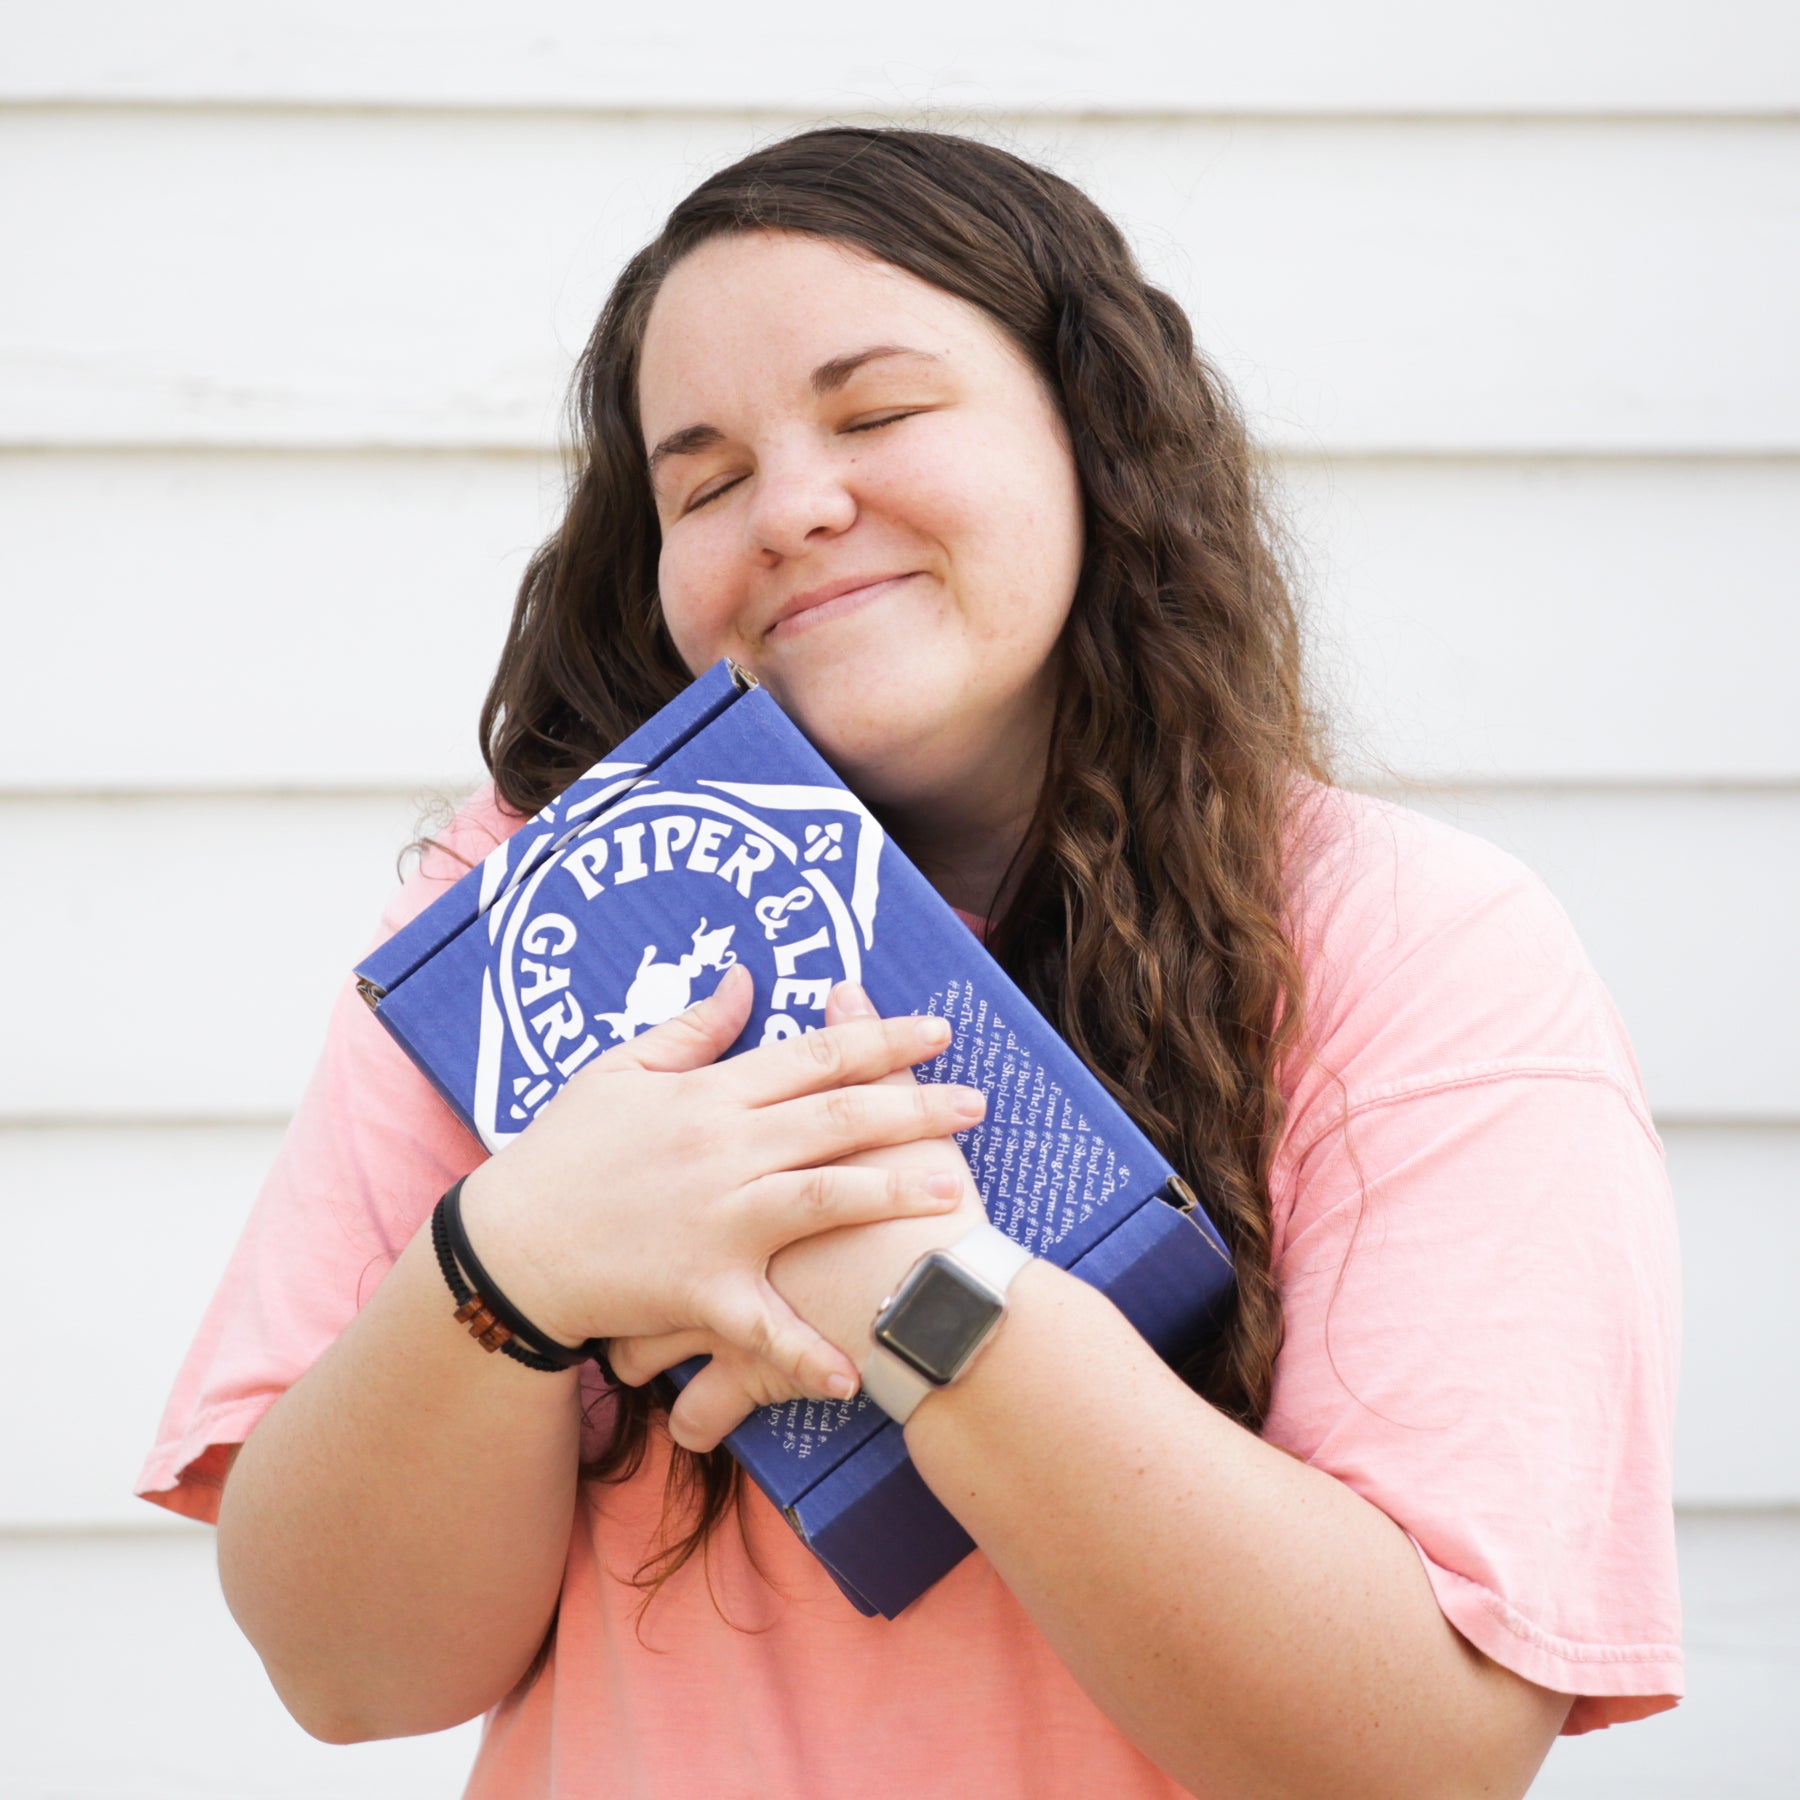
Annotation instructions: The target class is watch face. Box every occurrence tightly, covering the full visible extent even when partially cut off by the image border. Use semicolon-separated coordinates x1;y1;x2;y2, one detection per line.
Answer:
875;1254;1001;1385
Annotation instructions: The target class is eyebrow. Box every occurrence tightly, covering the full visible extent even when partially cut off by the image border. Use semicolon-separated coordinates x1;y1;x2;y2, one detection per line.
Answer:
646;345;944;477
809;343;941;397
645;423;725;477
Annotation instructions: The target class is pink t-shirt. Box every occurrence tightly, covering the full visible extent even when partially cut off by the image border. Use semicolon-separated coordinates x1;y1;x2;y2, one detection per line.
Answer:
137;781;1682;1793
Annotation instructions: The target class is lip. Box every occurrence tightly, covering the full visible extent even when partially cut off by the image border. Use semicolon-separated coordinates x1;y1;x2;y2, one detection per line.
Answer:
765;571;922;641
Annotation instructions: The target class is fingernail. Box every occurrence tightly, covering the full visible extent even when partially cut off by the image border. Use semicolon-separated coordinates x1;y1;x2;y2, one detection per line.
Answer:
686;964;745;1019
915;1014;952;1048
953;1087;987;1120
927;1172;960;1199
837;980;878;1018
826;1371;858;1400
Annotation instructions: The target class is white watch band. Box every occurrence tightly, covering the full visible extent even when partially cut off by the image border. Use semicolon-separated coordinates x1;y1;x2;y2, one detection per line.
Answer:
860;1222;1034;1424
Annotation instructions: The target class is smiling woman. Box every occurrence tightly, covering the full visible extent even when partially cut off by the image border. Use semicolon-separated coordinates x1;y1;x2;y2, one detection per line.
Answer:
138;126;1682;1800
640;230;1083;877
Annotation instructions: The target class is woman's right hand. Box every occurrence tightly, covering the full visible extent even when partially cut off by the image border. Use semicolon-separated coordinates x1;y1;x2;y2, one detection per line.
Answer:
457;962;984;1401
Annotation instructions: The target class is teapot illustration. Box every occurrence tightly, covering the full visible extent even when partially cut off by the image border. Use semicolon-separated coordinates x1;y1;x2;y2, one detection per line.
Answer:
595;918;740;1042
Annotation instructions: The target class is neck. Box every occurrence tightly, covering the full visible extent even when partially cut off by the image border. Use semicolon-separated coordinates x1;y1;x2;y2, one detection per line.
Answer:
876;742;1047;921
838;656;1062;921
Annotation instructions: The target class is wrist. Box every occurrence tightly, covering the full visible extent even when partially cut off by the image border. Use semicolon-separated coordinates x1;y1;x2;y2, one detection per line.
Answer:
767;1199;987;1366
454;1163;590;1352
862;1220;1036;1426
897;1256;1077;1438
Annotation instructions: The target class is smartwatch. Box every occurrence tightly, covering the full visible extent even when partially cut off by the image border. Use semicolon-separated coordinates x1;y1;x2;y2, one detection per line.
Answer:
860;1222;1034;1424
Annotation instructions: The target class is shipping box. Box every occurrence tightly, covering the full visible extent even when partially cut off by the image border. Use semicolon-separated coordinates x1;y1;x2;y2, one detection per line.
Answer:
356;661;1234;1616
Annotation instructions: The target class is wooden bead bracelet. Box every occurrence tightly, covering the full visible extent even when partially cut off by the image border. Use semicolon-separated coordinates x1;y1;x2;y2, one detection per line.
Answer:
431;1177;610;1375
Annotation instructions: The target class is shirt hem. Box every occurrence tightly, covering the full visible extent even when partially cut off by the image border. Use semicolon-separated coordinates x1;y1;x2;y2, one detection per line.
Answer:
133;1393;285;1526
1407;1539;1683;1736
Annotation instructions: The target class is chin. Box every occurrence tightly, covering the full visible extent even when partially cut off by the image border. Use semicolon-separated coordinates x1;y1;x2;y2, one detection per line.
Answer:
768;673;960;807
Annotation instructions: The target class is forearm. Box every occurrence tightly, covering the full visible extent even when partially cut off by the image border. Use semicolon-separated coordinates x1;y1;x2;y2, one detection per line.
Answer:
900;1264;1568;1799
216;1218;582;1743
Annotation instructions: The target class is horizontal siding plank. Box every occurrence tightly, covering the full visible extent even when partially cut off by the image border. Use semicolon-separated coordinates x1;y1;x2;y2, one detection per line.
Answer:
9;1125;288;1530
0;450;544;792
10;1;1799;114
5;451;1794;791
0;1515;1789;1795
5;1121;1791;1526
1289;456;1800;784
2;1529;480;1796
1;789;1791;1122
0;793;430;1121
4;112;1795;452
1664;1127;1800;1507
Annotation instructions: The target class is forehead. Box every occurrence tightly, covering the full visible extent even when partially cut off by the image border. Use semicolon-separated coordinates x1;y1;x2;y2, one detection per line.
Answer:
636;230;1007;429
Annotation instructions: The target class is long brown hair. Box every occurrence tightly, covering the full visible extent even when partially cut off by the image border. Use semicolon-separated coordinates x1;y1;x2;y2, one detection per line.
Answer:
480;125;1330;1606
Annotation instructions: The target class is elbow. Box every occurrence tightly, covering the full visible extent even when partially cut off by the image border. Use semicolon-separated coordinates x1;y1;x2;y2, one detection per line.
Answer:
263;1663;395;1745
263;1666;378;1745
232;1602;538;1744
288;1700;379;1747
275;1675;491;1746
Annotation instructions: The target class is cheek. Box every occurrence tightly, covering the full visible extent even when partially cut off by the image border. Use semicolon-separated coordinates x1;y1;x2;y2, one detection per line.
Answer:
880;429;1081;648
656;528;742;672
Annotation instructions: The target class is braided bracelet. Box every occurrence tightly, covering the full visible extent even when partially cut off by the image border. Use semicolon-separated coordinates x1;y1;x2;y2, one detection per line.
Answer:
431;1178;609;1375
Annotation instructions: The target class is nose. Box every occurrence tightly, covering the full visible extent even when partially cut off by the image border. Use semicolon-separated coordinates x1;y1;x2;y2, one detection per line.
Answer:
743;448;856;563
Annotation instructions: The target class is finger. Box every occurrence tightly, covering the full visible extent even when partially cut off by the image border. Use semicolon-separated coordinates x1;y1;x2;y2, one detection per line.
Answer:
704;1277;860;1400
758;1076;987;1170
736;1162;964;1250
607;1327;714;1387
589;961;754;1076
825;980;879;1025
667;1353;804;1454
720;1007;952;1108
825;982;922;1087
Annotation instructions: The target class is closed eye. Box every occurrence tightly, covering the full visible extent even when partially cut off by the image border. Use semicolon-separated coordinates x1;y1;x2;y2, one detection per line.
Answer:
681;411;924;513
842;410;920;434
683;473;745;514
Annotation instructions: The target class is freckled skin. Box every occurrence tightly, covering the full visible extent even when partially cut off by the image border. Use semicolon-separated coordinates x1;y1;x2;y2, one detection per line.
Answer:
638;230;1085;851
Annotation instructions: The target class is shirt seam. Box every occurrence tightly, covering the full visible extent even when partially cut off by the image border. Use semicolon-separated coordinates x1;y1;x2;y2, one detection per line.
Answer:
142;1392;284;1490
1425;1552;1682;1667
1287;1059;1662;1170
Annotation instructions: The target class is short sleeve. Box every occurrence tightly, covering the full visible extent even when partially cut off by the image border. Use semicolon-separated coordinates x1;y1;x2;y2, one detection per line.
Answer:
1264;791;1683;1735
134;787;520;1524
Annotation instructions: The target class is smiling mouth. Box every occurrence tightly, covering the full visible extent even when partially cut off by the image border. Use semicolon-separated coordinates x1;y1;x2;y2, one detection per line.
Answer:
766;573;922;641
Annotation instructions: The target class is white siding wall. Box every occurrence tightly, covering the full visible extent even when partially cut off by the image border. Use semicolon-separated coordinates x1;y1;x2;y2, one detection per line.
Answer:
4;7;1795;1793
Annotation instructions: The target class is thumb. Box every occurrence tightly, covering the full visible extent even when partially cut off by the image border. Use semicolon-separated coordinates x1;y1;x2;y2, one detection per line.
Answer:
597;961;755;1076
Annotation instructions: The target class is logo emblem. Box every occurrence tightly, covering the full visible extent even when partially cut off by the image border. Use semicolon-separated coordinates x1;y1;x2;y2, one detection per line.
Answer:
596;920;740;1043
468;780;884;1146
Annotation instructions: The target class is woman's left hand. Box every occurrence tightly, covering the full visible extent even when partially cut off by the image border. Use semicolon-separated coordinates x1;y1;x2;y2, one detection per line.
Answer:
608;983;987;1450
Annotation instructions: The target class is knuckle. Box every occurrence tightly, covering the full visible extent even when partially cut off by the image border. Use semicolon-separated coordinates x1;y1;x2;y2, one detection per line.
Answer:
799;1028;844;1078
822;1086;863;1137
800;1167;836;1221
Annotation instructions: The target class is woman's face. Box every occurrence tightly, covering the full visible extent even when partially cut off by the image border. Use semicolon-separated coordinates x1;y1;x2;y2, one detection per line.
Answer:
637;230;1085;817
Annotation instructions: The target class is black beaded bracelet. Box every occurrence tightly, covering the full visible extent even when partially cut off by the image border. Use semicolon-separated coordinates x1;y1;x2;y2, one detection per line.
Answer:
431;1178;610;1375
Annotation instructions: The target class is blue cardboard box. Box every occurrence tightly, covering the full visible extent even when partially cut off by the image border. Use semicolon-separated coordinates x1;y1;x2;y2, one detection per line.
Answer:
356;661;1234;1617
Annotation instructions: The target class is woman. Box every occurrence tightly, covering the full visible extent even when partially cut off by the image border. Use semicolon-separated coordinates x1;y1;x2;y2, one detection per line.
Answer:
138;128;1681;1797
